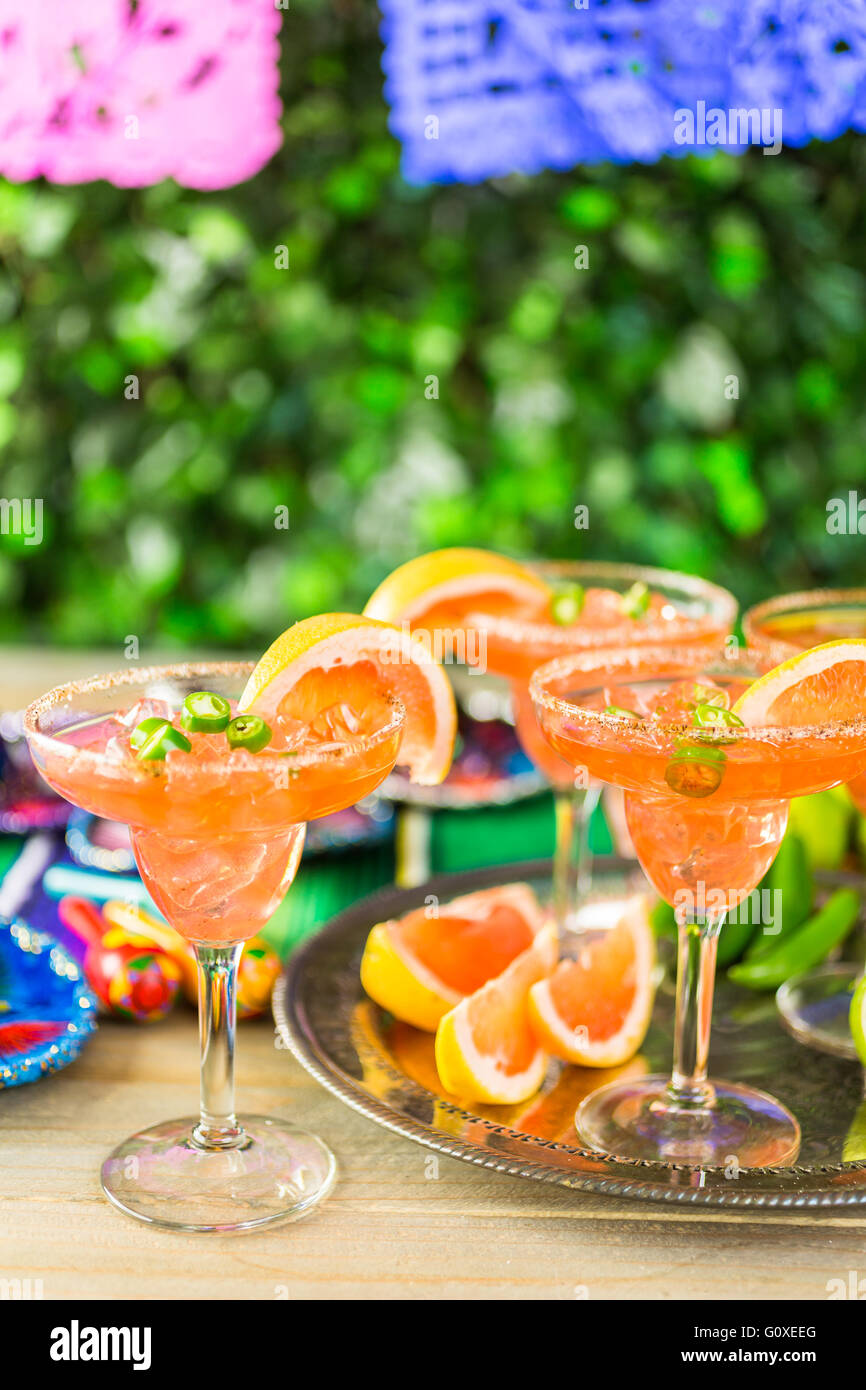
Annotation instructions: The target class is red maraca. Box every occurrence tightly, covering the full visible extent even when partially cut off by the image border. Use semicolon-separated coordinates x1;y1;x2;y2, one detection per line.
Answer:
57;896;181;1022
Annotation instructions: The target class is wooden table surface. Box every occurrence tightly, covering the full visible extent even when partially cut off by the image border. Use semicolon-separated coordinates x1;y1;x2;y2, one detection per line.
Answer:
3;649;866;1300
2;1011;866;1301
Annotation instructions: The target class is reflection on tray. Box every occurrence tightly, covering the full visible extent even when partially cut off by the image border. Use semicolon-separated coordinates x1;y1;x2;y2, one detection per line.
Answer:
353;1000;648;1143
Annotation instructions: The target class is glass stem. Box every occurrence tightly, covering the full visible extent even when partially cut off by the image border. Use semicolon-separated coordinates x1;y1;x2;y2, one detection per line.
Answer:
395;806;433;888
667;912;724;1109
193;942;245;1150
552;783;600;933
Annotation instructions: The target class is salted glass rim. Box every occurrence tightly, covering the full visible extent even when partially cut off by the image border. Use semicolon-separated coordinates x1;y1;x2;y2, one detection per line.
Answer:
744;586;866;650
528;643;866;745
466;561;737;646
23;660;407;777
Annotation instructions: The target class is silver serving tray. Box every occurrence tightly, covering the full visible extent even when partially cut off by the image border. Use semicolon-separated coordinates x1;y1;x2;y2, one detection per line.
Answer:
274;860;866;1208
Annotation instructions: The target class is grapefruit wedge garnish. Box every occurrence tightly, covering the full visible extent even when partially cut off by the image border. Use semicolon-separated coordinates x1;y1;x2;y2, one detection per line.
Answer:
527;896;656;1067
364;547;550;628
239;612;456;785
435;922;558;1104
733;640;866;726
360;883;549;1032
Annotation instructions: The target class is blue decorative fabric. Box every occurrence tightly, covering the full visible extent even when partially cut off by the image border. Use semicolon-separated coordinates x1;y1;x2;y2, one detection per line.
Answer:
379;0;866;182
0;917;96;1088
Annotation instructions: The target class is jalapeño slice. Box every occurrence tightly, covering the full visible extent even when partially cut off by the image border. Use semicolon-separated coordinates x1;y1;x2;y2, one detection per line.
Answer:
620;581;650;619
129;716;168;751
551;583;586;626
664;743;727;798
226;715;272;753
603;705;641;721
691;683;729;710
136;721;192;762
692;703;744;741
181;690;232;733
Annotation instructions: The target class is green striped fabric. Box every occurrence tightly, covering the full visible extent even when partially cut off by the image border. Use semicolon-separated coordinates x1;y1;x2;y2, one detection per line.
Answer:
0;835;23;881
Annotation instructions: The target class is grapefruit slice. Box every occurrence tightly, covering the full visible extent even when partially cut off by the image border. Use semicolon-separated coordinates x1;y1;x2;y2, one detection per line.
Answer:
364;548;550;627
360;883;548;1032
434;922;558;1104
733;640;866;726
527;896;655;1067
239;612;456;785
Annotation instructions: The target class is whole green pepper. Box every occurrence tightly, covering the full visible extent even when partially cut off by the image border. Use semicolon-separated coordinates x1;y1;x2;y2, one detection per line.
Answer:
744;831;814;961
649;897;677;941
716;911;757;967
728;888;860;992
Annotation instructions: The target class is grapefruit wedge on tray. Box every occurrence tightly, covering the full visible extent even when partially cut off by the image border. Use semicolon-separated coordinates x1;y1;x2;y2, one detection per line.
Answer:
360;886;657;1107
434;921;558;1105
528;896;656;1067
360;883;549;1033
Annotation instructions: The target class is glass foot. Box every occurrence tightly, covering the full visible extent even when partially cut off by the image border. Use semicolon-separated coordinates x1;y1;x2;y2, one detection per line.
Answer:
577;1075;801;1167
776;963;859;1060
101;1115;336;1233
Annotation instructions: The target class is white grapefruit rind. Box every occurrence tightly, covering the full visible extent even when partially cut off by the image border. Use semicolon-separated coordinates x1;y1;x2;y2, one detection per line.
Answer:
360;922;462;1032
528;895;656;1068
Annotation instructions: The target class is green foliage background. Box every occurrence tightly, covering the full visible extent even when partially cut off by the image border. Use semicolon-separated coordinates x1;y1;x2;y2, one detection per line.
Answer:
1;0;865;648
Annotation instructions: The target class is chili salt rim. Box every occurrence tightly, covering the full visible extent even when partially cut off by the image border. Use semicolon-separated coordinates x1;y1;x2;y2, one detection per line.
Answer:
744;586;866;663
528;643;866;746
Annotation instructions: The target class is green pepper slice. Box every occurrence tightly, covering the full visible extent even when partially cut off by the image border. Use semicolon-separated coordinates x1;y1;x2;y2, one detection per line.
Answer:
744;832;813;961
129;716;168;751
136;721;192;761
692;703;744;730
603;705;641;721
620;581;650;619
728;888;860;991
663;743;726;798
691;703;744;746
551;583;586;625
226;715;272;753
181;690;232;733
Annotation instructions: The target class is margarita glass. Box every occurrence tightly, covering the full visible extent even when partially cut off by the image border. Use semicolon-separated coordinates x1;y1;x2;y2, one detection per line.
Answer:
531;644;866;1166
745;588;866;1054
468;563;737;931
25;661;405;1232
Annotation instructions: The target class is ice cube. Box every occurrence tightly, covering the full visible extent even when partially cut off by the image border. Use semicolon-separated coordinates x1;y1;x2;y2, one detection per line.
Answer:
118;698;174;729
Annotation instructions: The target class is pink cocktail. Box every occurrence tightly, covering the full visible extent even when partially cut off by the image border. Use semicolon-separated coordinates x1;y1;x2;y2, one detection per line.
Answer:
745;588;866;814
745;588;866;1054
468;563;737;927
26;661;405;1232
531;644;866;1166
